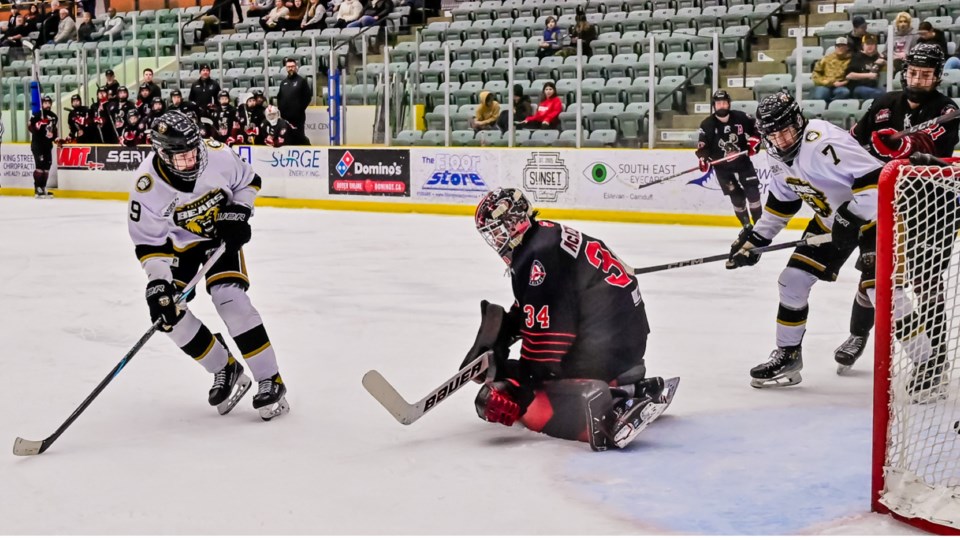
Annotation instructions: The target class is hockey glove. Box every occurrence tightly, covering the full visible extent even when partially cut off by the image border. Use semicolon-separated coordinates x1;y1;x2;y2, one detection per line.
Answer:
726;225;771;269
871;128;936;159
215;204;252;252
698;157;711;173
747;136;761;156
146;279;181;331
832;202;867;252
474;380;534;427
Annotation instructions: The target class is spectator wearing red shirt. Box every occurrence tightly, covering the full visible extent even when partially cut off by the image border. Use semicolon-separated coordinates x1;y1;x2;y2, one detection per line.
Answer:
517;82;562;130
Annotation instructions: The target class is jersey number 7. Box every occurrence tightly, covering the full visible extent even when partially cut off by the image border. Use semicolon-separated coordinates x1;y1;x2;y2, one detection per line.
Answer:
585;241;631;288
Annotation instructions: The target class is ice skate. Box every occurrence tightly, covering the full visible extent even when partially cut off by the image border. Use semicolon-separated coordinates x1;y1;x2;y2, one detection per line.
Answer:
208;335;251;415
907;349;950;404
590;377;679;451
835;334;868;375
34;187;53;199
253;373;289;421
750;347;803;388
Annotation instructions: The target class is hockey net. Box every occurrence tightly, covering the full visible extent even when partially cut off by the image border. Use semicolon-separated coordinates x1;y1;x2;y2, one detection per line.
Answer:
874;157;960;534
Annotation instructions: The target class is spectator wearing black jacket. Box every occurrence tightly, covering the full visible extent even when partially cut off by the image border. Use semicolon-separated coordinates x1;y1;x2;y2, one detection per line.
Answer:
277;57;312;144
346;0;392;28
141;69;162;102
1;15;31;47
189;64;221;113
917;21;948;58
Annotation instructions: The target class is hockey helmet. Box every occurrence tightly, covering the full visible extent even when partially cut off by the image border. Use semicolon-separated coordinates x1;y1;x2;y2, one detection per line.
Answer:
70;93;81;105
711;89;732;117
40;95;53;108
170;89;182;98
475;188;535;264
150;110;208;183
127;108;140;120
251;89;264;98
756;91;806;164
902;42;944;104
139;83;151;93
118;86;129;96
265;105;280;126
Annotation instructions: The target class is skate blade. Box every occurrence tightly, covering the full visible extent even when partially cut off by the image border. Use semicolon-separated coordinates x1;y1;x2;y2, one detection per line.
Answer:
750;371;802;389
258;396;290;421
837;364;853;376
216;374;252;416
612;377;680;449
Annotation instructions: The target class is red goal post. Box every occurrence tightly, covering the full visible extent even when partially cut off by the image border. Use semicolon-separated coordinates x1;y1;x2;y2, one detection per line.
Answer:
873;157;960;534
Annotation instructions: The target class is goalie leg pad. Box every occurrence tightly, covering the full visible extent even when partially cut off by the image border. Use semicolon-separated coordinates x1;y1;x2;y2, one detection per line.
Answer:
518;379;612;444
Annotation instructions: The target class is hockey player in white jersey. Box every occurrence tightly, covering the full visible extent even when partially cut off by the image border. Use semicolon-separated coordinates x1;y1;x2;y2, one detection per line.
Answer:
726;92;883;388
127;110;289;420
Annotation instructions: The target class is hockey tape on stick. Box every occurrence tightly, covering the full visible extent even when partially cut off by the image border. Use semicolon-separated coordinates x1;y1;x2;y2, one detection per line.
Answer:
13;244;228;457
362;351;493;425
637;150;749;191
625;233;832;275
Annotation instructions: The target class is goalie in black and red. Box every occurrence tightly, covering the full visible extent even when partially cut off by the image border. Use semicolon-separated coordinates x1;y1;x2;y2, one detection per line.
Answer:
465;188;678;451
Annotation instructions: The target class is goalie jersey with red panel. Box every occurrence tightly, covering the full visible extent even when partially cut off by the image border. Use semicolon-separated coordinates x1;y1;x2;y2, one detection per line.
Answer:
506;220;650;385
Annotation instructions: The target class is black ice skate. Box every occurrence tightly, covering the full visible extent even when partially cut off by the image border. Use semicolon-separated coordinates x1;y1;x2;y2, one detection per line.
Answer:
34;187;53;199
750;347;803;388
907;348;950;404
208;335;252;415
253;373;289;421
588;377;679;451
835;334;868;375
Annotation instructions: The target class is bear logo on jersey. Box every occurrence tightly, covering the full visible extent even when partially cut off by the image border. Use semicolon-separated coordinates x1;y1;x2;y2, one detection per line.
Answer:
785;177;831;218
135;174;153;193
174;189;228;238
529;260;546;286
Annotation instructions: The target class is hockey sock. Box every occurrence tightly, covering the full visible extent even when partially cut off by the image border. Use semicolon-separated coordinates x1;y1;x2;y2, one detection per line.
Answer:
33;170;43;189
776;303;808;348
40;171;49;189
212;284;279;381
744;183;762;224
168;311;229;373
729;191;749;227
851;291;875;336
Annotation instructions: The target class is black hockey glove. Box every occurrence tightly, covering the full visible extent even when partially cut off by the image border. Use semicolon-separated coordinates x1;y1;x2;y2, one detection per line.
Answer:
146;279;181;331
726;225;771;269
215;204;252;252
832;202;867;252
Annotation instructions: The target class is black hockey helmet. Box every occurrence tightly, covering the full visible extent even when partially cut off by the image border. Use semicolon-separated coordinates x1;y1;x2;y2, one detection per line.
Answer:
127;108;139;119
711;89;732;117
251;89;264;98
118;86;129;95
41;94;52;107
756;91;806;164
139;83;150;92
70;93;81;104
475;188;535;264
170;89;182;98
902;42;944;104
151;110;207;183
218;89;230;99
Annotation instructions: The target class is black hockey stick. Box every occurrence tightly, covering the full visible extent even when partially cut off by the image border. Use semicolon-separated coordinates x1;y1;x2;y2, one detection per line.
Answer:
887;108;960;142
637;150;749;191
625;233;832;275
362;351;493;425
13;244;228;456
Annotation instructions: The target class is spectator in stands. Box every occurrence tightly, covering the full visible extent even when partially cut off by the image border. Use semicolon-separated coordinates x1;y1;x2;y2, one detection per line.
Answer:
562;10;595;57
247;0;276;19
301;0;326;31
213;0;243;30
536;16;561;60
277;57;312;144
846;16;867;53
497;84;532;132
844;33;886;99
333;0;362;28
516;81;562;130
259;2;290;31
103;69;120;96
77;10;96;42
142;69;162;102
53;8;77;44
892;12;916;72
280;0;308;30
24;5;40;32
1;15;30;47
917;21;948;58
812;37;852;102
470;90;500;132
92;7;124;41
346;0;392;28
189;64;222;113
40;0;60;44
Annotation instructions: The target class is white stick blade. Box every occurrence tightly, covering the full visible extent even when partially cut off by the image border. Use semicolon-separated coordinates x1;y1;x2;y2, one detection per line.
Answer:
12;438;43;456
362;370;417;425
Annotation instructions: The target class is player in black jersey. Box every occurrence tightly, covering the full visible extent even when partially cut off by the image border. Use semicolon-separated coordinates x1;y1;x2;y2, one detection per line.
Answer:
262;105;292;147
464;188;678;450
91;87;118;144
66;94;96;144
842;43;958;397
696;90;763;227
120;109;148;146
212;90;236;144
28;95;58;198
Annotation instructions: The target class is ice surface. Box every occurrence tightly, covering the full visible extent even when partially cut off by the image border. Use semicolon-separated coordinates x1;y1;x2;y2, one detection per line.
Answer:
0;197;927;534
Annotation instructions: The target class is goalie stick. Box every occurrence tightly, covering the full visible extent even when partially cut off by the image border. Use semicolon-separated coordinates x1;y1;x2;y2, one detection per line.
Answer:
637;150;749;191
362;351;493;425
624;233;832;275
13;245;228;457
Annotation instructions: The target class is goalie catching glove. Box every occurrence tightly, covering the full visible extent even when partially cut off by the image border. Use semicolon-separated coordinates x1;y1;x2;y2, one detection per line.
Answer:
870;127;935;160
726;225;771;269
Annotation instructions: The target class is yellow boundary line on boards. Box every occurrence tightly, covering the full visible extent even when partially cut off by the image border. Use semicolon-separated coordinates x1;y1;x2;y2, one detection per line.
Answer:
0;187;811;229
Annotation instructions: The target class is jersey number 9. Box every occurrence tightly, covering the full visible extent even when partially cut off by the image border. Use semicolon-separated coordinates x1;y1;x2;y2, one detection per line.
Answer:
129;200;141;222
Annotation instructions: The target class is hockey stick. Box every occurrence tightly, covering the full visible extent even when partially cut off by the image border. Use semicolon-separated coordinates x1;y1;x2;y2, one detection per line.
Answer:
362;351;493;425
625;233;832;275
637;150;749;191
886;107;960;143
13;244;228;456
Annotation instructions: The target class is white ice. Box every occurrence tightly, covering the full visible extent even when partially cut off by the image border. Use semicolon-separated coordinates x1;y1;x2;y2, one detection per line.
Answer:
0;197;926;535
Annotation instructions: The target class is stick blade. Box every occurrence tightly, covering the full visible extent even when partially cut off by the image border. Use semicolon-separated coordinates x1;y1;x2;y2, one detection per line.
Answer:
13;437;44;456
362;370;418;425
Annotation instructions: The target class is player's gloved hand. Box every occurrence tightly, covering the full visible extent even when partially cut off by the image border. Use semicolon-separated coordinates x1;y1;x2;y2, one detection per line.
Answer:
265;135;275;147
747;136;761;156
145;279;181;331
698;156;711;173
870;127;935;159
726;225;771;269
832;202;867;252
215;204;252;252
474;380;533;427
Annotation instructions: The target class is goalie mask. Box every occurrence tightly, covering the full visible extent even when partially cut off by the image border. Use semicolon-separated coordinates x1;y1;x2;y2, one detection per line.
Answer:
475;188;535;265
265;105;280;126
902;43;944;105
756;91;807;164
151;110;207;183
